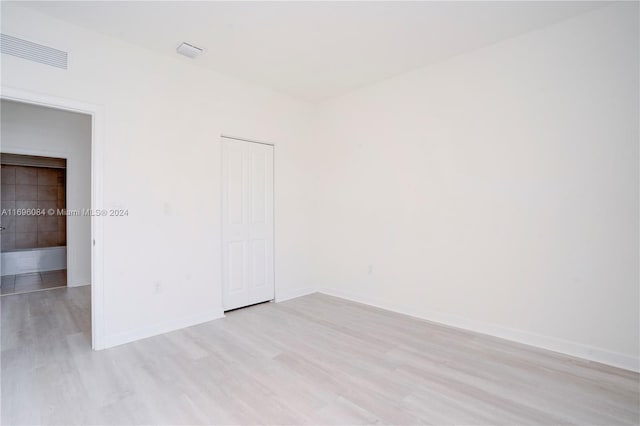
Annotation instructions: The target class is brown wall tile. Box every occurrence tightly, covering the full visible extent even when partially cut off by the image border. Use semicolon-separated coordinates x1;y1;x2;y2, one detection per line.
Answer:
2;163;66;250
1;200;16;211
2;215;16;233
37;169;59;186
38;231;59;247
37;200;58;211
1;166;16;185
15;232;37;249
15;185;38;201
2;233;15;251
15;200;37;210
38;185;58;201
37;216;58;233
1;184;16;201
15;167;38;185
58;216;66;232
15;216;37;233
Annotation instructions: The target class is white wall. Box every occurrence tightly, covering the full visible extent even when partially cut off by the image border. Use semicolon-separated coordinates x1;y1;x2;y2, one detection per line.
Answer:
1;100;91;286
1;4;317;346
313;3;639;371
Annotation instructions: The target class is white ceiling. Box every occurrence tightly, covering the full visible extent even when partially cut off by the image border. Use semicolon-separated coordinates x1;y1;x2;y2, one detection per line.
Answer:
21;1;606;102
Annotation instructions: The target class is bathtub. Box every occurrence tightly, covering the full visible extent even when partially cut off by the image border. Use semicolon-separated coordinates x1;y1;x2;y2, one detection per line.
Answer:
1;246;67;276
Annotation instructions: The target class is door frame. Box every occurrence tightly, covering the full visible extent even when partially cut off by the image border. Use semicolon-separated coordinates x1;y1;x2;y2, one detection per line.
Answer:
1;86;105;350
220;134;276;312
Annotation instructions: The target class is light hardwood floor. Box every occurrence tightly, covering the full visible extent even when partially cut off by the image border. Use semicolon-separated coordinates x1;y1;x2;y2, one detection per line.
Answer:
1;287;638;425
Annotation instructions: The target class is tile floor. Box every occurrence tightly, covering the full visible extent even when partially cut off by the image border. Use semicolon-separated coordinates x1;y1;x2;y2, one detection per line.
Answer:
0;269;66;296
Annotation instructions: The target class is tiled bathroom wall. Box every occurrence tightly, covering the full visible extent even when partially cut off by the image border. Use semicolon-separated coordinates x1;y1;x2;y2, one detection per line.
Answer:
1;165;66;251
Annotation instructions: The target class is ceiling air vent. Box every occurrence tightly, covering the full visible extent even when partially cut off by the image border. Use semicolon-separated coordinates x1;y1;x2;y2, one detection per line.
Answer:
176;42;204;59
0;34;68;69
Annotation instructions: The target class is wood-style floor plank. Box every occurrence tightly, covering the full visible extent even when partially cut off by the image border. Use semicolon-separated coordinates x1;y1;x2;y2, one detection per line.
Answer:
1;287;638;425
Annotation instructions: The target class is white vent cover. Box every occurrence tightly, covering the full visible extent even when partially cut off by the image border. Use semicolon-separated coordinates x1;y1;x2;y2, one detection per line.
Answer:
0;34;68;69
176;42;204;59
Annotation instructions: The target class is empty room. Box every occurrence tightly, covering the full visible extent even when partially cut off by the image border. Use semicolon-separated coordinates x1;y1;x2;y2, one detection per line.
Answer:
0;1;638;425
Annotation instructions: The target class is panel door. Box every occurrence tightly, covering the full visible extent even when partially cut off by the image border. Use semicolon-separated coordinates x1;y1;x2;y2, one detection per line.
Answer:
222;137;274;311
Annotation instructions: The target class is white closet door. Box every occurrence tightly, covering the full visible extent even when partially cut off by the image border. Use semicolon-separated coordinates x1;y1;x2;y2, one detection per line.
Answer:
222;137;274;311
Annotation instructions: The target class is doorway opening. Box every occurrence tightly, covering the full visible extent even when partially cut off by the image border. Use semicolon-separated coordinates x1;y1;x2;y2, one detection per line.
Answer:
0;89;104;350
1;153;68;295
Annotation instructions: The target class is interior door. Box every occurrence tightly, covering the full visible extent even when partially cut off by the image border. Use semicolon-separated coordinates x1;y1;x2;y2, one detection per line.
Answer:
222;137;274;311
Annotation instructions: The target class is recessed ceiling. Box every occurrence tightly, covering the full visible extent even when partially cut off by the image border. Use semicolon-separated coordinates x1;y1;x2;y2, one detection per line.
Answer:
17;1;606;102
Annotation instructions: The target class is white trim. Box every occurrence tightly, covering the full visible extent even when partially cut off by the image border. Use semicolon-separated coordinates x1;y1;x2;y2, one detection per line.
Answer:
275;287;316;303
220;137;224;311
1;86;106;350
221;134;275;146
319;287;640;373
0;146;71;158
102;311;224;349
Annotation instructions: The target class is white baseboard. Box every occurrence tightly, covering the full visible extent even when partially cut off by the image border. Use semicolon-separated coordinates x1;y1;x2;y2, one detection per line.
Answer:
1;246;66;275
101;310;224;349
275;286;316;303
319;287;640;373
67;282;90;288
